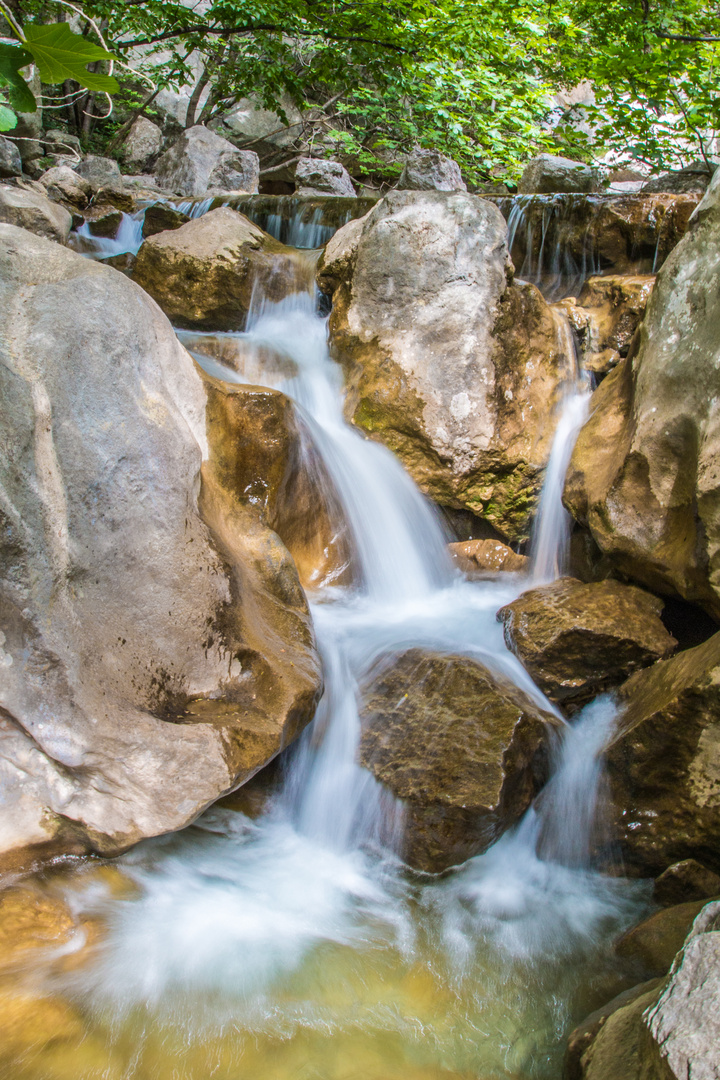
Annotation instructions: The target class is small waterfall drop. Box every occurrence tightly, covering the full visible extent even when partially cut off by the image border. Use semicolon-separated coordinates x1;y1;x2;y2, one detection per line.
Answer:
70;209;146;259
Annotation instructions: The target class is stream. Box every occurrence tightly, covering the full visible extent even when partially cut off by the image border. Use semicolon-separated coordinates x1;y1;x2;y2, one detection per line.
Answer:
4;218;650;1080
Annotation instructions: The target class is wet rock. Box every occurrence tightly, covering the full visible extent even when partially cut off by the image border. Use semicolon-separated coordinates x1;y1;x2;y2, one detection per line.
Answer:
121;116;163;172
653;860;720;907
155;125;260;197
574;275;654;369
0;135;22;178
449;538;529;574
132;206;296;330
42;129;82;157
294;156;356;197
86;210;123;238
564;981;665;1080
74;154;123;189
0;225;321;862
643;162;717;194
318;190;572;544
0;184;72;243
359;649;559;872
497;578;676;707
0;887;76;970
38;165;92;210
563;979;664;1080
564;171;720;615
397;149;467;192
518;154;601;194
606;631;720;876
615;900;712;977
141;201;190;237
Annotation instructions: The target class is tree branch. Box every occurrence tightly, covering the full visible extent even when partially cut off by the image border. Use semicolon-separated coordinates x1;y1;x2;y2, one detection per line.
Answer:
654;29;720;43
117;22;410;54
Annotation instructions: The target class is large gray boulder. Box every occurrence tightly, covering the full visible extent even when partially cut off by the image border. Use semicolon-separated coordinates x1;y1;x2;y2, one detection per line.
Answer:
564;168;720;615
397;148;466;192
317;190;572;543
38;165;92;211
0;185;72;243
121;116;163;172
155;125;260;197
294;156;356;197
0;225;321;864
0;136;22;179
518;153;601;194
74;154;124;190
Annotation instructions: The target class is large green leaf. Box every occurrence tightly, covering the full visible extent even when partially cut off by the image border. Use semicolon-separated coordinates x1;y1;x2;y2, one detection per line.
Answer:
0;104;17;131
23;23;119;92
0;43;37;113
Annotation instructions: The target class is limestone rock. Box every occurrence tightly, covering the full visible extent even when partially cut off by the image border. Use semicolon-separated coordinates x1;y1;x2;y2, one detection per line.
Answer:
155;125;260;196
449;538;529;574
497;578;676;706
0;136;22;178
318;190;573;543
574;275;655;371
643;162;717;194
654;860;720;907
0;225;321;863
564;170;720;614
615;900;712;977
0;184;72;243
121;116;163;172
74;155;123;189
518;154;601;194
141;202;190;237
606;631;720;876
132;207;295;330
294;156;356;197
359;649;559;872
38;165;92;210
397;149;467;192
42;129;82;157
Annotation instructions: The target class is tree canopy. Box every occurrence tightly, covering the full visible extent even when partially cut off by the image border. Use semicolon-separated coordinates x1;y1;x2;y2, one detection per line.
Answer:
2;0;719;183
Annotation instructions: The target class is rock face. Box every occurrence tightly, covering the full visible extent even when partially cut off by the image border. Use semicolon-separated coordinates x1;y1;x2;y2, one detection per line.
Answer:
294;157;356;197
643;162;716;194
38;165;92;211
121;116;163;172
132;207;295;330
359;649;559;872
141;202;190;238
606;631;720;876
564;170;720;615
518;154;601;194
497;578;676;707
0;136;22;178
0;185;72;243
155;126;260;196
397;149;467;192
563;275;655;375
74;155;123;189
0;225;322;864
317;190;572;543
615;900;712;977
654;860;720;907
449;538;529;574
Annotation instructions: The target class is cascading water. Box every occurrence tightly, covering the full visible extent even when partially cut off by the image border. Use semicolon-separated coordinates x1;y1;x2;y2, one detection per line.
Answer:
12;242;649;1080
70;208;147;259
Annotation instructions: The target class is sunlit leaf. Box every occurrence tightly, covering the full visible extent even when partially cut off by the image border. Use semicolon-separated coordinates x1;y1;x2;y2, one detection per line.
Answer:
23;23;119;92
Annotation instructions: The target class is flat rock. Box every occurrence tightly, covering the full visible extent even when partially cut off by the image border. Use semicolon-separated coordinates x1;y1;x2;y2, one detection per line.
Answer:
497;578;676;706
0;184;72;243
359;648;559;872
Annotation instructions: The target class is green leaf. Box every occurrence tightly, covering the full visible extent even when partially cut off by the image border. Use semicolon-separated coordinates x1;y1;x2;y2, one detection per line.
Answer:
23;23;119;93
0;104;18;131
0;43;37;113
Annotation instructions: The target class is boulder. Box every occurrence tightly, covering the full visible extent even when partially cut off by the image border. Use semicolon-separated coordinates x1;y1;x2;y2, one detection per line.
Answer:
41;130;82;157
37;165;92;210
120;116;163;172
449;538;529;574
606;631;720;876
397;149;467;192
497;578;676;706
518;154;601;194
574;275;654;371
614;900;712;977
0;225;322;864
0;136;22;179
155;125;260;197
132;206;296;330
0;185;72;243
74;155;123;190
317;190;573;543
141;202;190;237
653;860;720;907
643;162;717;195
564;170;720;615
359;649;559;872
564;981;666;1080
294;156;356;197
563;979;664;1080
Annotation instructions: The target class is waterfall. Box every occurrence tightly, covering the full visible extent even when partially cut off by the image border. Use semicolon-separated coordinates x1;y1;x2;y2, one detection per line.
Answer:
69;209;146;259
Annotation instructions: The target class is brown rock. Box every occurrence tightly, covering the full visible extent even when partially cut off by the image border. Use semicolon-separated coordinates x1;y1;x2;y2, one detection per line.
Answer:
449;538;529;574
0;888;75;971
614;900;712;977
564;979;664;1080
565;982;668;1080
132;206;300;330
359;649;559;872
653;860;720;907
141;201;190;238
606;631;720;876
497;578;676;706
